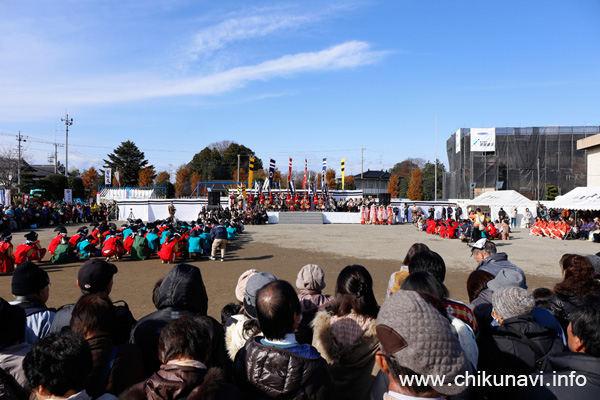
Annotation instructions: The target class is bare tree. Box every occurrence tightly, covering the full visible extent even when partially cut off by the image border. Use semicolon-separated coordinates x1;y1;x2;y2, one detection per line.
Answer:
208;140;233;155
0;144;30;189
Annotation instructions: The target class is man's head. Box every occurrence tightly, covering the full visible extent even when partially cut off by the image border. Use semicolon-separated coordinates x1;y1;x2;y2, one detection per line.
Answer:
256;280;301;340
77;259;118;294
23;332;92;398
470;238;496;263
12;262;50;304
158;315;212;364
376;290;469;397
70;293;116;340
243;272;277;319
492;287;534;324
0;297;26;346
408;250;446;284
568;295;600;356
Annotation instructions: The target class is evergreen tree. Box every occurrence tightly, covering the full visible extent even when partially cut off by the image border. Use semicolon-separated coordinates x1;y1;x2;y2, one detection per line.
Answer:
103;141;152;187
422;160;445;201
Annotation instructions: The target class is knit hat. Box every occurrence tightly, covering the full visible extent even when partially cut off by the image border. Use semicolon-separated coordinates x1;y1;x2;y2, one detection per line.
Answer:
78;259;118;292
586;255;600;278
487;268;527;291
243;272;276;319
0;297;26;346
12;262;50;295
296;264;326;291
235;269;258;303
376;290;469;396
492;287;534;320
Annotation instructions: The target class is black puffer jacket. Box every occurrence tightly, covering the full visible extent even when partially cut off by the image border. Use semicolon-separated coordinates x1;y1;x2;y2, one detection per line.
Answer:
544;291;589;332
130;264;227;377
122;365;239;400
514;352;600;399
233;337;333;400
478;315;564;400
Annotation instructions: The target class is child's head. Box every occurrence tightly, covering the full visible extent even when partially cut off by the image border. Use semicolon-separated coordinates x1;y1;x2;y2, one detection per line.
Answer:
296;264;326;292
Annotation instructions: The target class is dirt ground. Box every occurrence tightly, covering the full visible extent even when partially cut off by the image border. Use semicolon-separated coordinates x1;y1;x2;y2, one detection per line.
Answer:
1;221;598;320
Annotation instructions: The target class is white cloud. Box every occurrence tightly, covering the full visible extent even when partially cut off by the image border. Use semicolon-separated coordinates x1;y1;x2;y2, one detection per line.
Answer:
0;41;389;119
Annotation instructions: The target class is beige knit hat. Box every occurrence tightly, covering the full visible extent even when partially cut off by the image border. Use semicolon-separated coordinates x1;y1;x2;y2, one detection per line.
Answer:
235;269;258;303
295;264;326;291
492;287;534;320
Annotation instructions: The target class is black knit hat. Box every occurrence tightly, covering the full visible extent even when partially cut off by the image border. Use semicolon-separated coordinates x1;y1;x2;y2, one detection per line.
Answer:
11;262;50;295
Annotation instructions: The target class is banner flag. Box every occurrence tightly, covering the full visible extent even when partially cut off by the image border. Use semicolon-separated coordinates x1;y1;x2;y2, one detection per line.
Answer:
105;168;112;185
303;158;307;189
114;171;120;186
64;189;73;204
248;157;255;187
341;158;346;190
322;158;327;190
288;158;292;182
289;179;296;195
268;159;276;192
455;129;461;153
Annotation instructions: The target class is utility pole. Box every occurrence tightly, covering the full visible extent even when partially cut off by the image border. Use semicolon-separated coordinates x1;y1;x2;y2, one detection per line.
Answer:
434;115;438;201
361;147;365;179
16;131;27;187
61;113;73;176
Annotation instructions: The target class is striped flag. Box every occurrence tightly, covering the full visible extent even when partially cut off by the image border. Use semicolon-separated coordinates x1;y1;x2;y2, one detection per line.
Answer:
289;179;296;194
248;157;255;187
288;158;292;183
321;158;327;191
268;159;276;191
341;158;346;190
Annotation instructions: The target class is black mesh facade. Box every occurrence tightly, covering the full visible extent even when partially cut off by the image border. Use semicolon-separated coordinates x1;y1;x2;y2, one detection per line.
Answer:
445;126;599;200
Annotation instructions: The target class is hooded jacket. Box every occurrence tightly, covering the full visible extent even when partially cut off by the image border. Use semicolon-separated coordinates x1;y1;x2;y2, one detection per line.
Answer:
130;264;209;375
311;311;379;400
476;253;526;284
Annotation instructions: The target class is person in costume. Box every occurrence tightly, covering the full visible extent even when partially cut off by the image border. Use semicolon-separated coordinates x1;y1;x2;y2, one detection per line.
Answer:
130;230;150;261
157;232;182;264
48;226;67;256
0;231;15;273
101;230;125;261
13;231;46;264
51;236;79;264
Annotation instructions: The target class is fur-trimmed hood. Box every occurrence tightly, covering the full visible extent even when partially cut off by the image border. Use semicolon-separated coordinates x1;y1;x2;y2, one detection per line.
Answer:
310;310;378;367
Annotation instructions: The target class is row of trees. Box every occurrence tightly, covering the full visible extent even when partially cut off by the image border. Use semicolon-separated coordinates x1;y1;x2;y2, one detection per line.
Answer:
386;158;446;201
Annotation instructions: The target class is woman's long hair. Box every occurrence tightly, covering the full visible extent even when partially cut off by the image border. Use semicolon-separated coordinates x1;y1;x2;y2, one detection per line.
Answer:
555;254;600;298
331;265;379;319
402;243;430;267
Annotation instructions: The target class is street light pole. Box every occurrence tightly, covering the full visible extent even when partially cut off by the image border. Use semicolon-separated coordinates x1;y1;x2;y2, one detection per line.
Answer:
61;114;73;176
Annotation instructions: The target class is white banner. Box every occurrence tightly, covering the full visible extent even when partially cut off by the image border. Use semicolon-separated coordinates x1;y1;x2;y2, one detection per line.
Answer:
105;168;112;185
455;129;461;153
64;189;73;204
470;128;496;152
5;190;11;205
114;171;120;186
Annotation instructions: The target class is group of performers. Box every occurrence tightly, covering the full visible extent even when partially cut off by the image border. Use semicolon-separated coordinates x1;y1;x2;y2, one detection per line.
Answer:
230;192;382;213
417;215;510;241
0;213;245;273
359;204;396;225
529;217;572;240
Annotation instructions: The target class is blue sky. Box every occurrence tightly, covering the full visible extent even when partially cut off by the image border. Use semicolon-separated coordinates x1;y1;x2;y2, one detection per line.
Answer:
1;0;599;179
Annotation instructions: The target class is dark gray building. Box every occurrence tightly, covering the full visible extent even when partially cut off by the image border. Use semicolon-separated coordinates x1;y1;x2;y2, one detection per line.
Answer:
352;169;391;195
445;126;600;200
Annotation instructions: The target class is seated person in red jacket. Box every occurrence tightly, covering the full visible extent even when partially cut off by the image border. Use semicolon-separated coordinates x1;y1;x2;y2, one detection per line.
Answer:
14;231;46;264
101;231;124;261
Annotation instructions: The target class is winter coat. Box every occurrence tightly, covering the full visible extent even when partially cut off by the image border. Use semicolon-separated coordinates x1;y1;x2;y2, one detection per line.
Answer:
123;365;239;400
0;342;31;397
224;314;261;362
477;314;564;400
311;311;379;400
129;264;227;377
10;297;55;344
476;253;526;283
0;241;14;274
233;337;333;400
514;352;600;400
85;335;145;398
544;291;600;332
130;236;149;261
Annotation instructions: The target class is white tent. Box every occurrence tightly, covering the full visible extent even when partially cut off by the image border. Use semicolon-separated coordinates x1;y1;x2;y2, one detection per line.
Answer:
465;190;537;227
546;187;600;211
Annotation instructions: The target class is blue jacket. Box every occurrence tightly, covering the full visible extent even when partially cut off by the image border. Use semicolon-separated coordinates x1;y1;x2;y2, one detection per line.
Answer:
211;225;227;240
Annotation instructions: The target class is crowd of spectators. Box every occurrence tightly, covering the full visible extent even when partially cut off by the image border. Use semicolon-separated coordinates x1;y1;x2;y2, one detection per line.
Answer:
2;235;600;399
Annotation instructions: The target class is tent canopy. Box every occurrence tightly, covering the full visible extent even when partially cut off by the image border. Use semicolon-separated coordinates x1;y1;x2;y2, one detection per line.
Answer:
466;190;534;208
546;187;600;211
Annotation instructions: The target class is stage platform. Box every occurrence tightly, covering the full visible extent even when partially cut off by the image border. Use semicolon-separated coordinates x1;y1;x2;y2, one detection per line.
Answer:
267;211;361;224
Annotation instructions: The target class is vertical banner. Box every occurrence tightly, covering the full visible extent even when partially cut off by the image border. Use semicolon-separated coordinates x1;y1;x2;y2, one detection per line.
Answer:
114;171;120;186
105;168;112;185
303;158;307;189
288;158;292;183
289;179;296;195
321;158;327;191
22;194;30;204
341;158;346;190
268;159;276;192
248;157;255;187
64;189;73;204
0;190;4;205
5;190;11;205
